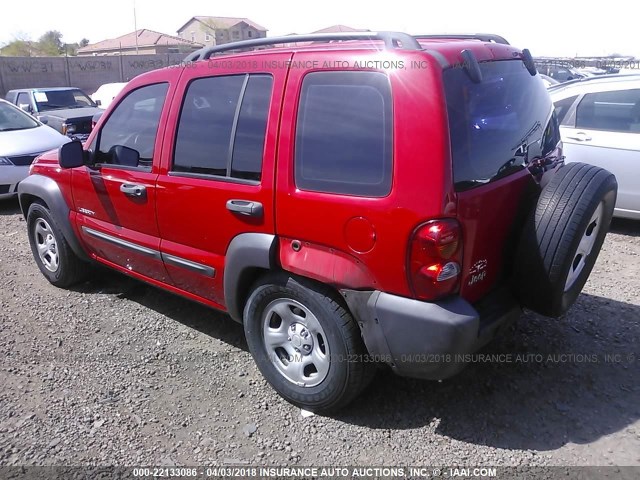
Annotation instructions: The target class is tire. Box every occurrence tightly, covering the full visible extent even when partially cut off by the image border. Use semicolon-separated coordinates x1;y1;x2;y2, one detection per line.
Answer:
26;202;87;288
514;162;617;318
243;273;375;412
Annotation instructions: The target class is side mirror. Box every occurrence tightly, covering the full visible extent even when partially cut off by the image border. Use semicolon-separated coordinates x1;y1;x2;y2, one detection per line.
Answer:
110;145;140;167
95;99;102;106
19;103;32;113
59;141;86;169
37;115;48;125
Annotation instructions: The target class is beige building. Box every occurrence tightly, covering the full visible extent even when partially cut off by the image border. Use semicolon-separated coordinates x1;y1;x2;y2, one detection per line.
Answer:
77;29;202;56
177;16;268;47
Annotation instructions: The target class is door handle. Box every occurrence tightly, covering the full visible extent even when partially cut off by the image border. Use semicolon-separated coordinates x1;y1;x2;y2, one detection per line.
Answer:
120;183;146;197
226;199;263;217
565;132;592;142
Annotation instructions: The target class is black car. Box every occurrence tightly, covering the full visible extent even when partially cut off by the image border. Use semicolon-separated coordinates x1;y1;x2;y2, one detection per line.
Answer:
5;87;104;141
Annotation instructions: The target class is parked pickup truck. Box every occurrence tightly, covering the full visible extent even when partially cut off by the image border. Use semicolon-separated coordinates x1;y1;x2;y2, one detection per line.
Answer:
5;87;103;141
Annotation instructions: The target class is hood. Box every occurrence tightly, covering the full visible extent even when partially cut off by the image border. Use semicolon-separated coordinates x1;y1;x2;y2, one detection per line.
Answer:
41;107;104;121
0;125;70;157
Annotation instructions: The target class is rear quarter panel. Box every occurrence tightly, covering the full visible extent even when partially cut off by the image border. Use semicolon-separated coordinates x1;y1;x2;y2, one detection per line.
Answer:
275;50;455;297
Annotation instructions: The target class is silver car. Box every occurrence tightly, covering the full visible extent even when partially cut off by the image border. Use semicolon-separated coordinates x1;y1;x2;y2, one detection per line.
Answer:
0;99;69;199
549;74;640;219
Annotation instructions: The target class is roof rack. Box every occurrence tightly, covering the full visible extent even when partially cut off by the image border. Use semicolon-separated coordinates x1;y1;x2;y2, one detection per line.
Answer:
413;34;510;45
184;31;422;61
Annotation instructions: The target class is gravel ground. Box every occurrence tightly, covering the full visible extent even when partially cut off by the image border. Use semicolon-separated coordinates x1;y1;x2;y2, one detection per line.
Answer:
0;196;638;467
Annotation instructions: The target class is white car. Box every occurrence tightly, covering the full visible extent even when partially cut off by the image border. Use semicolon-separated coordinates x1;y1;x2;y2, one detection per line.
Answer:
0;99;70;199
549;74;640;219
90;82;127;110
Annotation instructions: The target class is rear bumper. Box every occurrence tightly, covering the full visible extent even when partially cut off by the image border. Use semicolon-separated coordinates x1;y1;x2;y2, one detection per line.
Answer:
341;288;521;380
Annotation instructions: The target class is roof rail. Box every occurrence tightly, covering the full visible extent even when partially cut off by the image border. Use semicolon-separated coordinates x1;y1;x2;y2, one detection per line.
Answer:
413;34;510;45
184;31;422;61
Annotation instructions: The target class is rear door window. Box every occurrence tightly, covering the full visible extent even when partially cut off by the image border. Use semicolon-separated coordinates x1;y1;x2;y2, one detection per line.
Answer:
173;74;273;182
444;61;554;190
575;89;640;133
294;71;392;197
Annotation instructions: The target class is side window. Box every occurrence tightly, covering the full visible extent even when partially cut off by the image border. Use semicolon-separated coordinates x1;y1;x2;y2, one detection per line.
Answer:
95;83;169;168
295;71;392;197
576;88;640;133
17;93;31;111
173;74;272;182
72;90;92;106
553;95;579;125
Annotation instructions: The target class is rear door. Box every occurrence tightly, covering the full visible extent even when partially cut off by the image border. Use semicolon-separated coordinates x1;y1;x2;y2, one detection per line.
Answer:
560;87;640;216
154;54;290;307
443;61;558;303
72;82;173;282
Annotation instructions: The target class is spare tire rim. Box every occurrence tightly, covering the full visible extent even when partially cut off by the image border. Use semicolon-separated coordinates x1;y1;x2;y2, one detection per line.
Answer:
564;202;603;292
34;218;59;273
262;298;330;387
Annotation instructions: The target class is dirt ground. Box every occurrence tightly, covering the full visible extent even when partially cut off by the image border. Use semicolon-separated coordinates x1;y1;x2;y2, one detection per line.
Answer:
0;196;638;467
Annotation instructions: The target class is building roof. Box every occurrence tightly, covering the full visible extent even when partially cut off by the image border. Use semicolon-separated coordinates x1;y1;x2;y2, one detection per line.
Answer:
311;25;370;34
77;29;202;54
178;16;268;33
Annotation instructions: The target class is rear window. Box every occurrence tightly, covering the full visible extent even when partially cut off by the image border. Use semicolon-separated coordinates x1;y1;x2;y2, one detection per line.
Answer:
444;61;554;191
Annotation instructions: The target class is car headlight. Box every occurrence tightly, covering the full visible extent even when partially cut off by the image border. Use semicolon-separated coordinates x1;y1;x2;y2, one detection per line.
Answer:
0;156;14;166
62;123;77;135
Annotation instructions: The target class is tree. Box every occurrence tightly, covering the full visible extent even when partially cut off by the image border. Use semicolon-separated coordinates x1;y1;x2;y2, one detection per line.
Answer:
0;32;90;56
38;30;64;55
0;39;36;56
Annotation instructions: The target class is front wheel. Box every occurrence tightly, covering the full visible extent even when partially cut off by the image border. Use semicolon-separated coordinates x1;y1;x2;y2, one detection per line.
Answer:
27;202;86;287
243;273;375;412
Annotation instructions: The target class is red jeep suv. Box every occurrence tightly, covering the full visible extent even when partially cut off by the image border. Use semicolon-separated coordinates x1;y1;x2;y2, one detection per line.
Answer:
18;32;617;412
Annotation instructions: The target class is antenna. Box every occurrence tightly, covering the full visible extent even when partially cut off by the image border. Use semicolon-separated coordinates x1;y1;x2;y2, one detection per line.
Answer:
133;0;139;54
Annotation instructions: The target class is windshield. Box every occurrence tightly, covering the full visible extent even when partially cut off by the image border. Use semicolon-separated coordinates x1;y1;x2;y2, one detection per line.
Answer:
34;89;97;111
0;101;39;131
444;60;555;191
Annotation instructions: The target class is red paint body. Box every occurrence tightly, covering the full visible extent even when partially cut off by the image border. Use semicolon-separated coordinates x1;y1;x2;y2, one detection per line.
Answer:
30;38;551;313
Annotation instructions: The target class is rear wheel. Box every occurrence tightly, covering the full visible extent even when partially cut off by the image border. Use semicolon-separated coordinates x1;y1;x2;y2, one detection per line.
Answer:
27;203;86;287
514;163;617;317
243;273;375;412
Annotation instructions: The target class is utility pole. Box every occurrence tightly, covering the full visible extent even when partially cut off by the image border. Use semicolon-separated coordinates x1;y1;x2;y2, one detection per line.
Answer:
134;0;139;54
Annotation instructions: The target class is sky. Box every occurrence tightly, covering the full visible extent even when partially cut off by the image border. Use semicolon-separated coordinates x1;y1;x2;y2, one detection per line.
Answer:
1;0;637;58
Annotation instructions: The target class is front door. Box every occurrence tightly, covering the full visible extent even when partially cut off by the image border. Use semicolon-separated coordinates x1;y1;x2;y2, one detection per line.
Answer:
154;55;291;307
72;82;173;282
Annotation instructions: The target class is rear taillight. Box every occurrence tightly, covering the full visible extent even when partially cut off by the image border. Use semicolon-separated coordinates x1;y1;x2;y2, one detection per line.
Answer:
407;219;462;301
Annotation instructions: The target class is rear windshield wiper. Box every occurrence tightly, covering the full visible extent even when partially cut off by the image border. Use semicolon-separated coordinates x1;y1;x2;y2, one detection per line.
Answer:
511;121;542;151
454;179;491;191
492;157;526;181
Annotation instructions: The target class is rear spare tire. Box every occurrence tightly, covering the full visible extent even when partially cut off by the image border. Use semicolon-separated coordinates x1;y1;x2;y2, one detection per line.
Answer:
515;163;617;318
